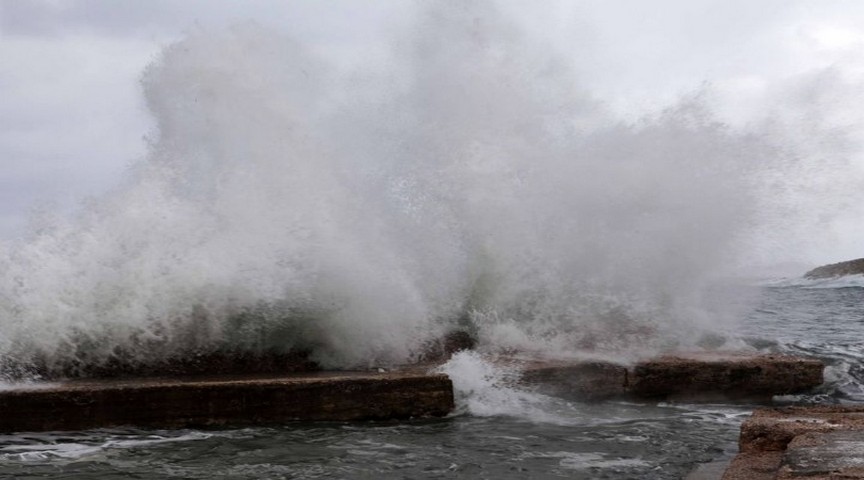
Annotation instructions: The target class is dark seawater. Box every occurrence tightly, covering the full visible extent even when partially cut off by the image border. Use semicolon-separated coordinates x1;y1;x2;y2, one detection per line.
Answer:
739;282;864;404
1;284;861;480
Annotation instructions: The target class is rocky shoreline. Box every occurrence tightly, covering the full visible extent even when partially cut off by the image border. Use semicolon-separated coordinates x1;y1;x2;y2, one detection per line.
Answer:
804;257;864;279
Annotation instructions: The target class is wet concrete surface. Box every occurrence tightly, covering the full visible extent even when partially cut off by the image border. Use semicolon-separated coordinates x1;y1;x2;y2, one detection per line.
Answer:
520;351;823;402
780;430;864;479
0;351;825;433
0;369;455;432
724;405;864;480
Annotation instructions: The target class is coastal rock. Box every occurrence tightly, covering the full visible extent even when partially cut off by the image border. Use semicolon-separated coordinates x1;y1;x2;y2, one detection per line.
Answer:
804;257;864;279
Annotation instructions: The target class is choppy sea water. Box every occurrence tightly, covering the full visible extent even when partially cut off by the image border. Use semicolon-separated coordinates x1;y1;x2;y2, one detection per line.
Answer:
0;284;861;480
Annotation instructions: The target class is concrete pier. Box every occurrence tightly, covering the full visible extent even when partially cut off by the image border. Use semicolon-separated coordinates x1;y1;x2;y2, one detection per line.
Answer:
521;351;824;402
0;370;454;432
630;352;824;401
0;351;825;433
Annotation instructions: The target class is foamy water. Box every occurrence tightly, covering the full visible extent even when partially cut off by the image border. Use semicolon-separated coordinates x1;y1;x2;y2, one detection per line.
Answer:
439;351;558;420
762;274;864;289
0;431;214;463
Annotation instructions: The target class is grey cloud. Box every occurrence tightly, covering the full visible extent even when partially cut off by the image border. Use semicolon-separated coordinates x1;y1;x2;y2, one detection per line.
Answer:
0;0;175;37
0;0;410;43
1;0;864;263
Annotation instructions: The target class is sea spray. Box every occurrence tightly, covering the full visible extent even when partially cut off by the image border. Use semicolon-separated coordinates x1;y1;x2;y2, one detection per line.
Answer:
0;2;795;378
438;351;553;419
438;351;632;425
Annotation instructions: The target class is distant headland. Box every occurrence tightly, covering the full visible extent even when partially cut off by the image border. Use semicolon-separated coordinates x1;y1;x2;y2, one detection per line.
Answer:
803;257;864;279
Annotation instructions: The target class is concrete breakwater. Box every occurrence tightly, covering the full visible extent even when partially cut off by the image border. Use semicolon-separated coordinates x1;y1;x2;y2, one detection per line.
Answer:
0;371;455;432
519;351;823;401
0;352;824;433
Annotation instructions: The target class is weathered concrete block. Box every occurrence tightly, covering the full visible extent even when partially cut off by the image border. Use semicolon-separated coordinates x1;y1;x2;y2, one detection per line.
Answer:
518;352;823;402
740;405;864;453
630;352;824;401
723;405;864;480
778;431;864;479
0;370;454;433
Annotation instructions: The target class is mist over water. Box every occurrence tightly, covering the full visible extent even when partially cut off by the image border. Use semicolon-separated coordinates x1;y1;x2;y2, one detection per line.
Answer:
0;2;852;378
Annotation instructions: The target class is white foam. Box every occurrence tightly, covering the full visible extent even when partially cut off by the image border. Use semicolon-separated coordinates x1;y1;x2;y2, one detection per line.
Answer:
763;274;864;289
438;351;551;418
0;381;57;392
522;451;650;470
0;431;213;463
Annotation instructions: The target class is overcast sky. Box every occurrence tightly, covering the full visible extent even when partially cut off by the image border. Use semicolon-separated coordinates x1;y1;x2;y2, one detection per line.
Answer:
1;0;863;267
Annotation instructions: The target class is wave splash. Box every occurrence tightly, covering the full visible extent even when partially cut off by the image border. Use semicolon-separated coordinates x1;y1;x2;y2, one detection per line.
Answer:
0;3;808;377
